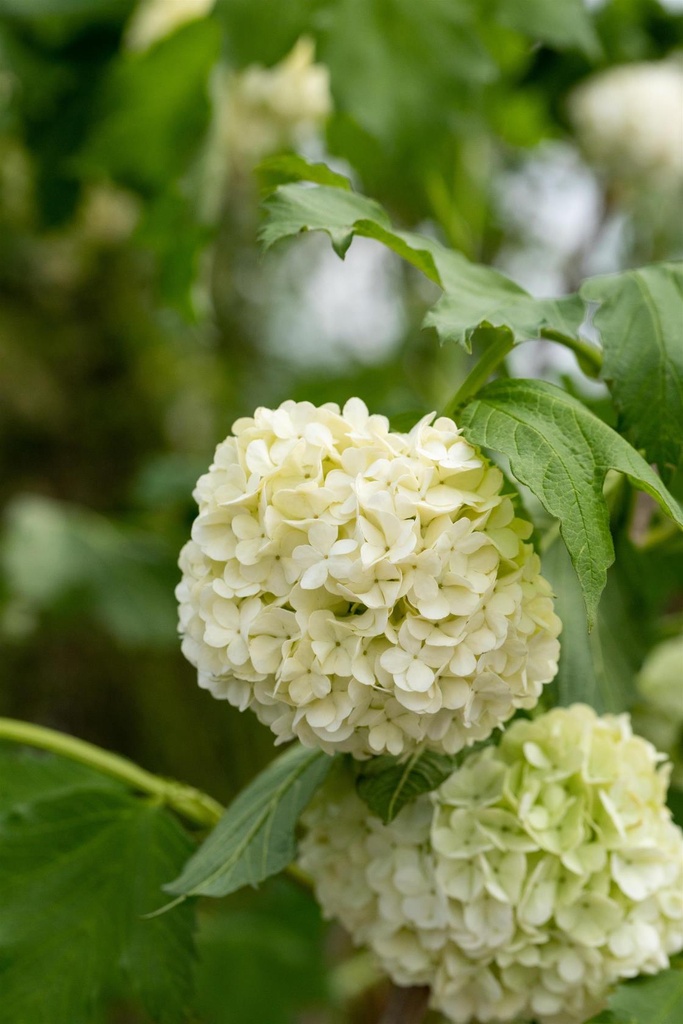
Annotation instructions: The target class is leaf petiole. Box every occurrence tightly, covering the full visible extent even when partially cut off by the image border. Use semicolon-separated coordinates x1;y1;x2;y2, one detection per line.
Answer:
540;327;603;376
441;328;514;417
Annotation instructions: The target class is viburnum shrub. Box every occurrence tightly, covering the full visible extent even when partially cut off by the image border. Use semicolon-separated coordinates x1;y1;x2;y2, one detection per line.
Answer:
2;165;682;1024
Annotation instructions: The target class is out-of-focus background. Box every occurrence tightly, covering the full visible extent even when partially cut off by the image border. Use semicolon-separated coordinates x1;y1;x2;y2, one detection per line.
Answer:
1;1;682;1021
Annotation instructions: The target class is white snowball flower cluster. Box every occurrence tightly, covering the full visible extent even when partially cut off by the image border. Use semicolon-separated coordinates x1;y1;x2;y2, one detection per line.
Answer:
569;60;683;188
300;705;683;1024
177;398;561;757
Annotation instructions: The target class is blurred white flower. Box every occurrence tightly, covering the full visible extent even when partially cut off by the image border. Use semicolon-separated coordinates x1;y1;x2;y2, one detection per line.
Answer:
638;635;683;721
125;0;215;51
569;60;683;188
177;399;561;757
199;37;332;219
300;705;683;1024
223;37;331;162
78;185;141;246
632;634;683;786
495;142;604;298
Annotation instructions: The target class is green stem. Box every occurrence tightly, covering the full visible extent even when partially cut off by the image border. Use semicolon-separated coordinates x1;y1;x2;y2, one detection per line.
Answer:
539;328;603;376
441;330;514;417
0;717;223;828
0;717;315;891
441;323;602;419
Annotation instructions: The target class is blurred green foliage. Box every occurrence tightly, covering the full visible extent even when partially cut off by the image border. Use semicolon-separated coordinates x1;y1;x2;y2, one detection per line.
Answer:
1;0;682;1020
193;879;332;1024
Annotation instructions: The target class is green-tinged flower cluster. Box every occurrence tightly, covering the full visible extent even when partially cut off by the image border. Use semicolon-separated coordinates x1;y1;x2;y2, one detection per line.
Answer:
177;399;561;758
300;705;683;1024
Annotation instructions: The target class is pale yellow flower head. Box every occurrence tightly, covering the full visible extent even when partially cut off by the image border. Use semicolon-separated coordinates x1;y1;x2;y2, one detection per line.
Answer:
300;705;683;1024
177;398;561;757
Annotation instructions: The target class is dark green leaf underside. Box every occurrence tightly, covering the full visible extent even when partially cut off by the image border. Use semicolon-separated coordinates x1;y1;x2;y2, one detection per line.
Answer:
542;538;641;713
355;749;457;823
354;741;492;824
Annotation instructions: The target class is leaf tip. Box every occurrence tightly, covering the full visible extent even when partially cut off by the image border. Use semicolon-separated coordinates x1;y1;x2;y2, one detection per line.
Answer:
142;894;188;919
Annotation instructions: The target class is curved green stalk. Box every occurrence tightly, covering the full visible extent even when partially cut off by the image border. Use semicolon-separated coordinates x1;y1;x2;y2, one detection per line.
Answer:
441;330;514;417
540;328;603;376
441;326;603;420
0;716;223;828
0;716;315;891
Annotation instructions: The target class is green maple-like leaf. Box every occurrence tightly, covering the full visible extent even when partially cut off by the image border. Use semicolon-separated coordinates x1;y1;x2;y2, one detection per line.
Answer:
261;180;588;353
495;0;600;57
0;746;196;1024
582;263;683;473
458;379;683;626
